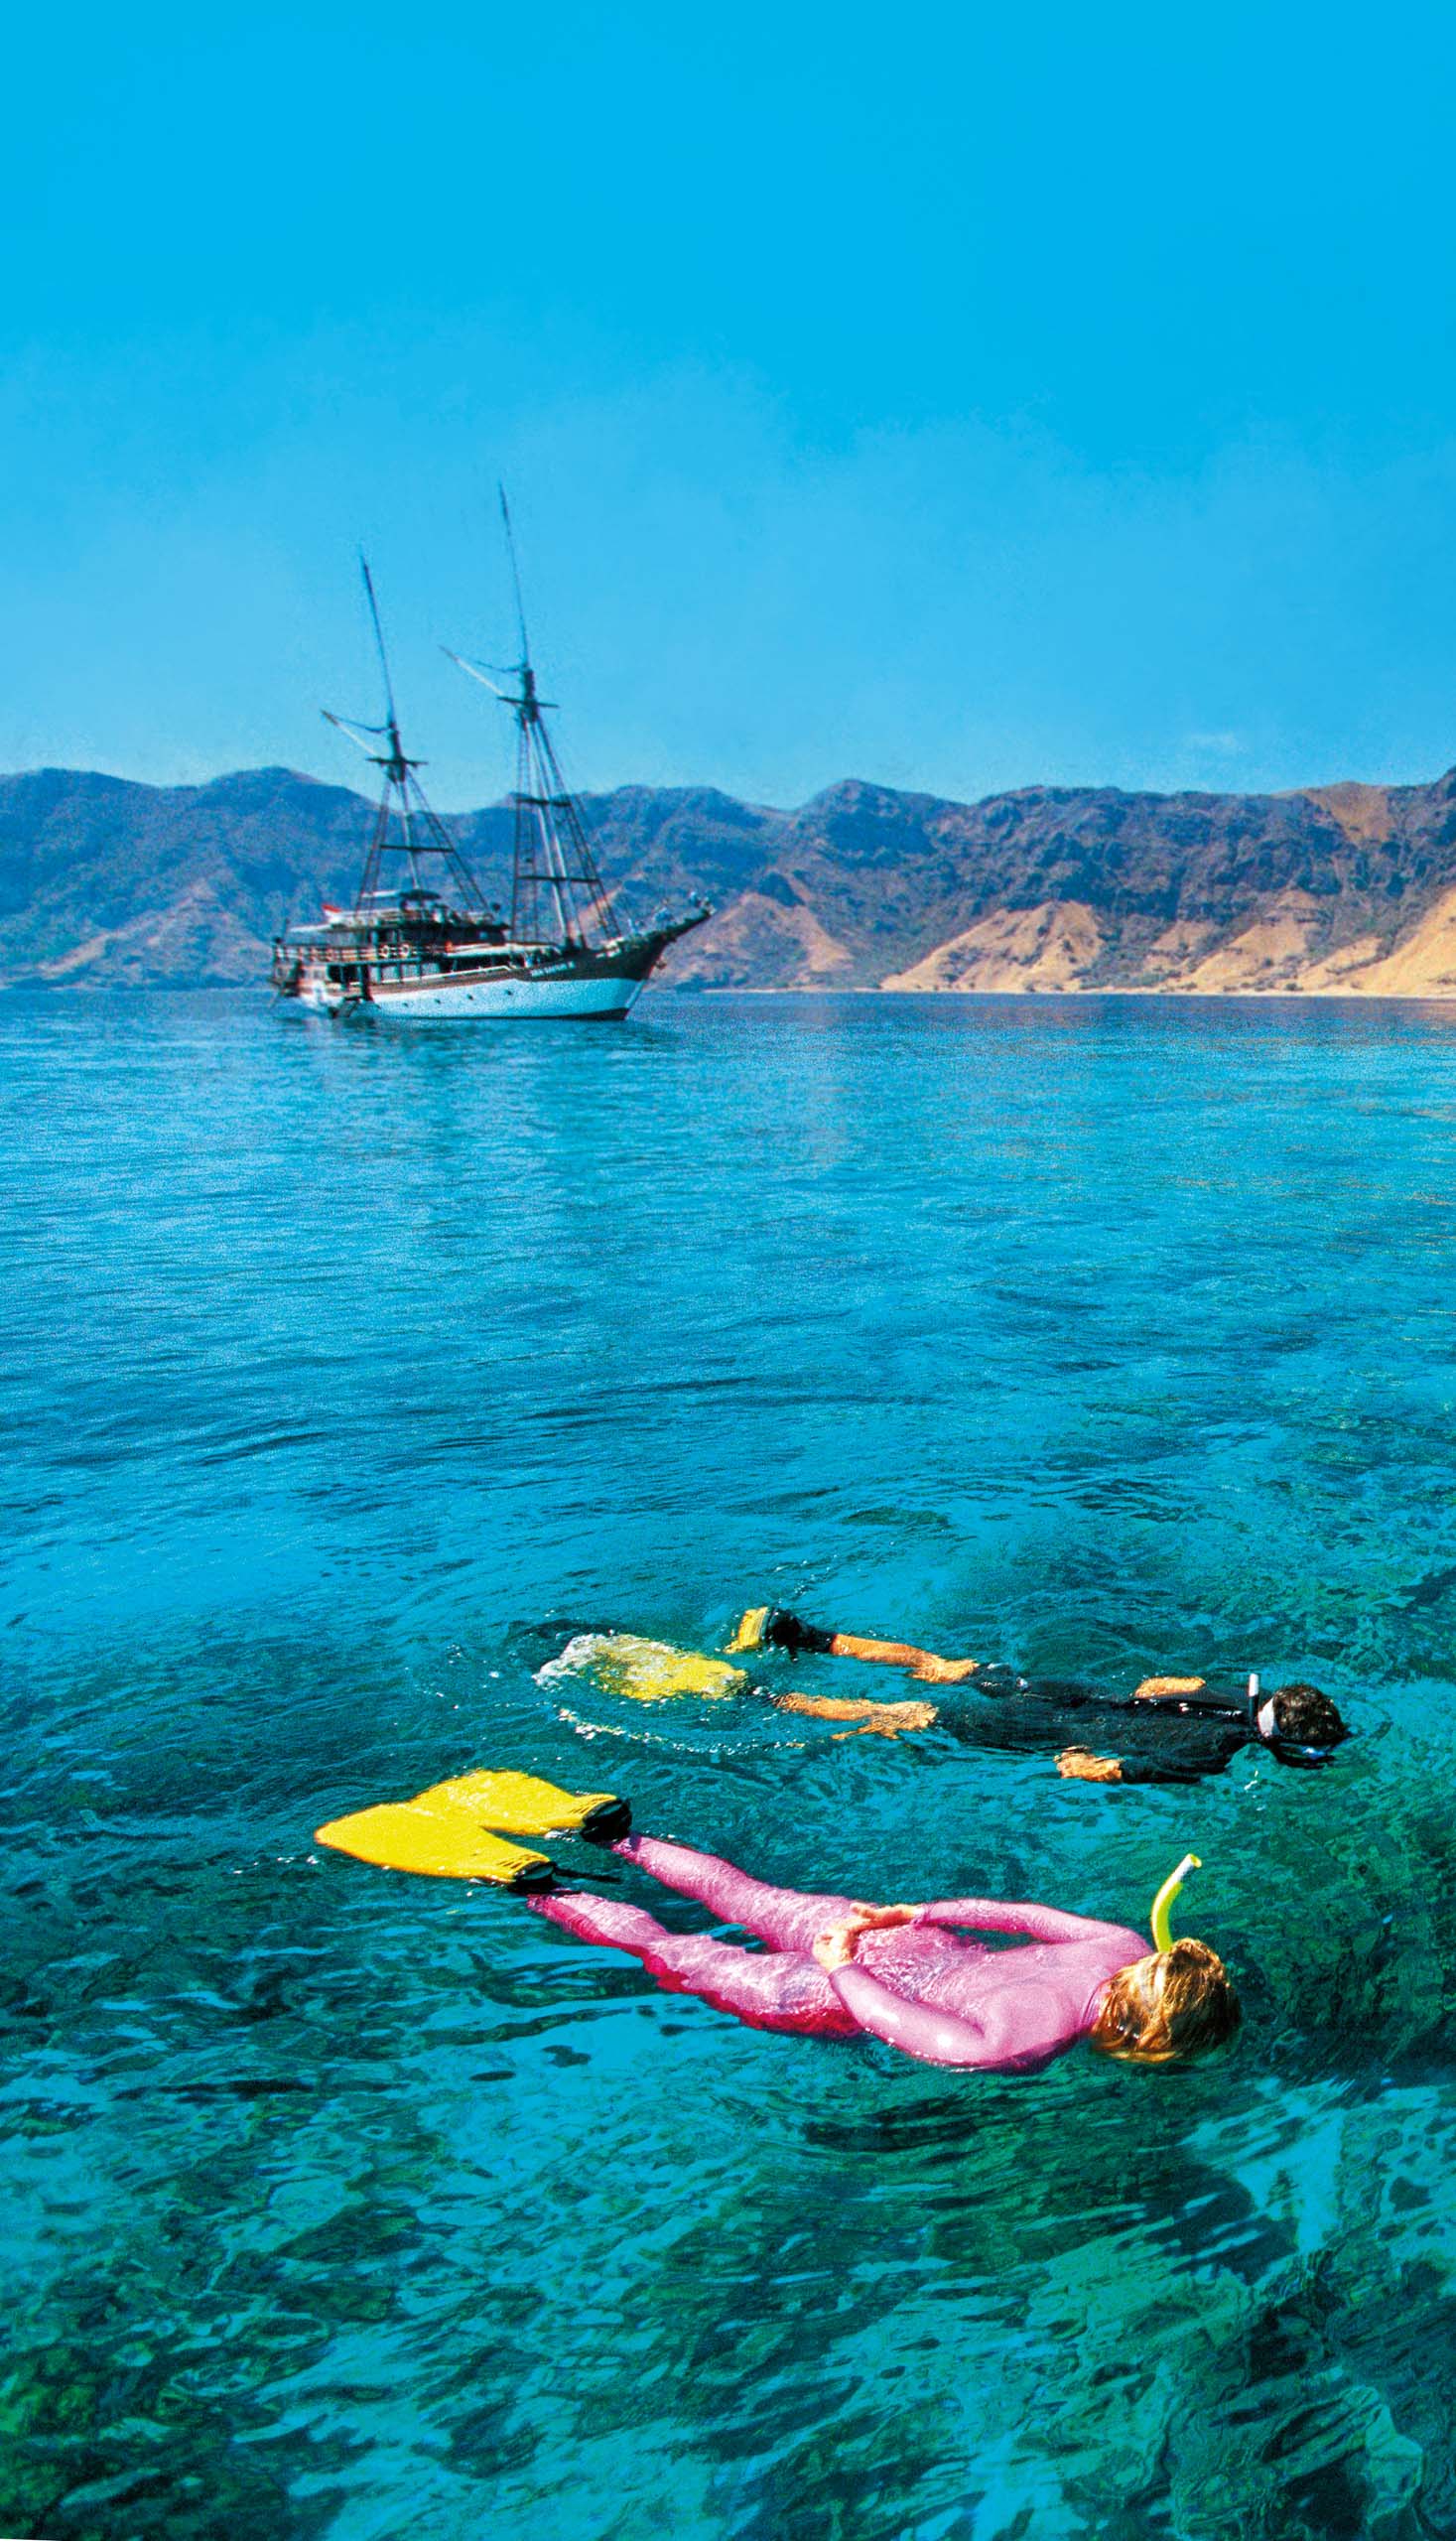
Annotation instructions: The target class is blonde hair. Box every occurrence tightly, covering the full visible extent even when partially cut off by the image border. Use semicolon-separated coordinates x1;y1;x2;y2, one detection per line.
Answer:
1090;1938;1241;2066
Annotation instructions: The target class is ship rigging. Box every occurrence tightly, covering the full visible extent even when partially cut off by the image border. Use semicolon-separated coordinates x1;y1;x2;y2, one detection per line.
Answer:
271;498;709;1019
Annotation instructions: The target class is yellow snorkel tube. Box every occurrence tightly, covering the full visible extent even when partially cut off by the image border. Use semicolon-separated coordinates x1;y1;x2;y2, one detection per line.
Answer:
1150;1851;1201;1951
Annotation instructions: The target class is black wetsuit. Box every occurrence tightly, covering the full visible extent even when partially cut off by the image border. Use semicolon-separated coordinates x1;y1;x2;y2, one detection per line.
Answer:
943;1674;1260;1784
758;1614;1262;1783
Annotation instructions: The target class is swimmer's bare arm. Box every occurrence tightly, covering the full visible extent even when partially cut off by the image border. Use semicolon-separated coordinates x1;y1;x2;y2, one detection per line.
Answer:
1057;1742;1237;1787
772;1691;939;1739
829;1632;982;1686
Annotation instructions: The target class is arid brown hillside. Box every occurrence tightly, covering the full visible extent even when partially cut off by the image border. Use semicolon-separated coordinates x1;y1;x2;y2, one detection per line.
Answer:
8;761;1456;995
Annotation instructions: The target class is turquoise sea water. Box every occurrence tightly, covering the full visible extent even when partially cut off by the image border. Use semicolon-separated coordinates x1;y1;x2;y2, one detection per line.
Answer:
6;988;1456;2540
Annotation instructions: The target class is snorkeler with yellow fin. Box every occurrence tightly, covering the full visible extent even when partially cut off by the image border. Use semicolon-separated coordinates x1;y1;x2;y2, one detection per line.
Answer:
315;1767;1234;2074
694;1606;1352;1781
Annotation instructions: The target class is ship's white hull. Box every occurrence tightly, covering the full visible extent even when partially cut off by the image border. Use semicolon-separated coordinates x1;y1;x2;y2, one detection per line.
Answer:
364;966;647;1020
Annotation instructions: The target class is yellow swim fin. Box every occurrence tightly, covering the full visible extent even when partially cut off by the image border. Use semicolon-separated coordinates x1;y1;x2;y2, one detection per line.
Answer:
588;1633;748;1700
415;1768;630;1842
315;1801;553;1886
725;1606;770;1656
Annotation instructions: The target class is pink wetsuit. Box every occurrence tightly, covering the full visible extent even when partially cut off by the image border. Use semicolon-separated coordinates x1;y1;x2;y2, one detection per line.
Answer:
528;1833;1147;2073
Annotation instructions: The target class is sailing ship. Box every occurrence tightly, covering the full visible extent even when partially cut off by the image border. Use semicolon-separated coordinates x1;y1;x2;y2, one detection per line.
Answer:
271;503;710;1019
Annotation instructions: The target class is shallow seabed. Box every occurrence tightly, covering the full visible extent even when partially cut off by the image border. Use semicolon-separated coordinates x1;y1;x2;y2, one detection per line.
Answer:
5;989;1456;2541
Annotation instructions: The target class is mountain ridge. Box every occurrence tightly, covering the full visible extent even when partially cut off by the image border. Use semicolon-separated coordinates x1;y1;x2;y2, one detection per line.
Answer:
7;760;1456;996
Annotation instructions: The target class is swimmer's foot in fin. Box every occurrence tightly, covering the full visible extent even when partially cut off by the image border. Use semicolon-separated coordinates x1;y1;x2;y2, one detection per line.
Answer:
726;1607;839;1660
726;1605;771;1655
315;1769;630;1883
428;1768;631;1844
542;1633;747;1702
315;1800;555;1887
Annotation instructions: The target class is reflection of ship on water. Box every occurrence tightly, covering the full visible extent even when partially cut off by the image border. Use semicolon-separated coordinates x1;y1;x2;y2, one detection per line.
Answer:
271;497;710;1020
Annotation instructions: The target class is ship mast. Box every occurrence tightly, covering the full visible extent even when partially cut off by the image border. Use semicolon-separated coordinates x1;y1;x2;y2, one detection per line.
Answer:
325;555;488;919
446;489;630;947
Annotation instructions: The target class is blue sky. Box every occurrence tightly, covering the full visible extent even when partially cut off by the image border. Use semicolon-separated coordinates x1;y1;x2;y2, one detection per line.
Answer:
4;0;1456;808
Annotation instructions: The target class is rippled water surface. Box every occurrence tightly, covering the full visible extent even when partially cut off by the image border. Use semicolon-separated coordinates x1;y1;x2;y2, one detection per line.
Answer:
7;988;1456;2539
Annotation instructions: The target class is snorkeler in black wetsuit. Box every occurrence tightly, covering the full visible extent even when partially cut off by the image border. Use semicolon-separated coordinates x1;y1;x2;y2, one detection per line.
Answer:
730;1607;1352;1785
944;1672;1347;1783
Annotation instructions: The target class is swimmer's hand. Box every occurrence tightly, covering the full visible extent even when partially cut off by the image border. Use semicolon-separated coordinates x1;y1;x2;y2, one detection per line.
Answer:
908;1654;981;1685
812;1903;919;1969
837;1699;939;1740
1057;1747;1125;1783
1133;1674;1206;1700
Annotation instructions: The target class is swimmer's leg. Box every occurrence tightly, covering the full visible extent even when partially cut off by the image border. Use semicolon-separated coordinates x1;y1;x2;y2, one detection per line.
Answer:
528;1890;858;2036
608;1833;857;1957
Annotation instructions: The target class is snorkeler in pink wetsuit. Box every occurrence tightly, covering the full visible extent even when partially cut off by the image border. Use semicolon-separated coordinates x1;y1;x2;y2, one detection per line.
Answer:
530;1833;1240;2073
